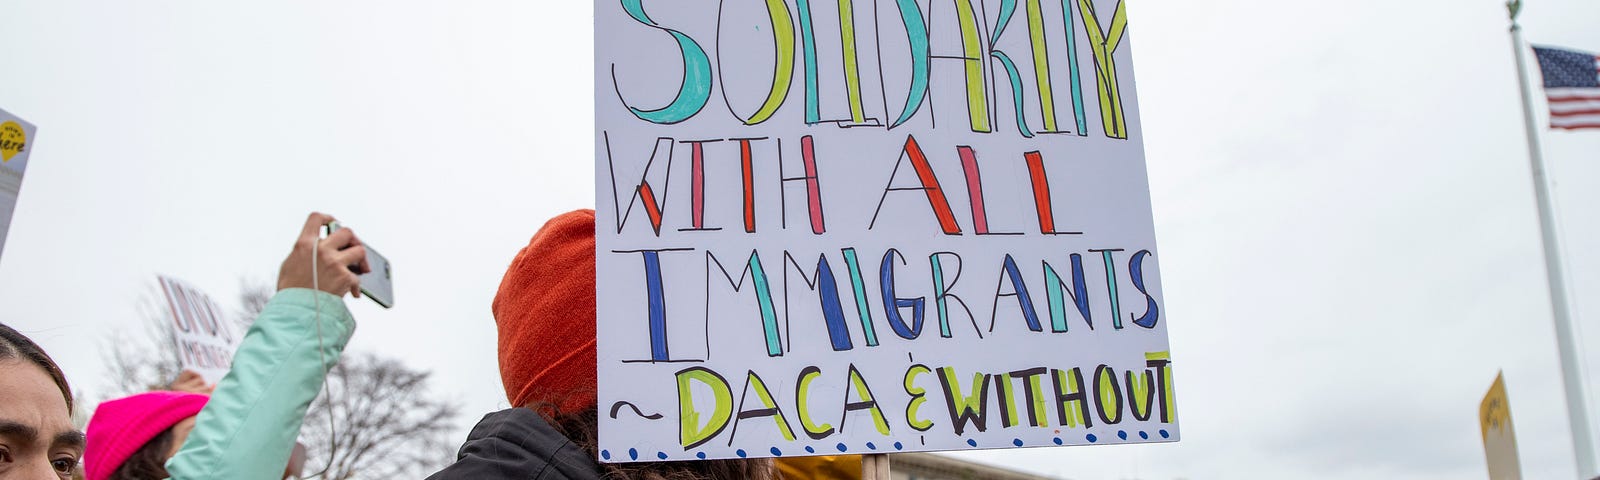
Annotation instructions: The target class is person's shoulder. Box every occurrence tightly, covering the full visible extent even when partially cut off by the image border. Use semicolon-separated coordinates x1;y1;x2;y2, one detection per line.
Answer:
431;408;601;480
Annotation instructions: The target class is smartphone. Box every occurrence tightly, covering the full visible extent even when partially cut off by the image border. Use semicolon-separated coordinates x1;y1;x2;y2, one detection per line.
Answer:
324;221;394;308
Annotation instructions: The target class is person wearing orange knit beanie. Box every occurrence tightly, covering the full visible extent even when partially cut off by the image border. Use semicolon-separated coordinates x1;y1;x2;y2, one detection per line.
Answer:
492;208;598;415
429;210;797;480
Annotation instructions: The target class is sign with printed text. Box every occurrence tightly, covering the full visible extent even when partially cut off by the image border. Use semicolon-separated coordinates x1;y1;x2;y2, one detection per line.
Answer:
595;0;1175;462
158;275;240;383
0;107;37;260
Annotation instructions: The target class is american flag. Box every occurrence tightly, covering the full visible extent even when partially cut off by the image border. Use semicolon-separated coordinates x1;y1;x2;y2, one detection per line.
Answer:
1532;45;1600;130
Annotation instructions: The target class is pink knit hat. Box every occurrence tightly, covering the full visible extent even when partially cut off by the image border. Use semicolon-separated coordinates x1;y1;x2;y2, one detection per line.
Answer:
85;391;209;480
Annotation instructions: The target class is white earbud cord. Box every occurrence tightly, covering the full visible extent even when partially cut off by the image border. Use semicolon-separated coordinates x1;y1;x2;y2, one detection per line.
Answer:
309;234;338;477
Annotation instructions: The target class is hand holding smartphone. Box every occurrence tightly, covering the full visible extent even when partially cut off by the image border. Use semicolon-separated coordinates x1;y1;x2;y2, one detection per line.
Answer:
324;221;395;308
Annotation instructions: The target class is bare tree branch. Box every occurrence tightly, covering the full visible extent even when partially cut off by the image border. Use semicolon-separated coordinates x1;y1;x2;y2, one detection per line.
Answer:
100;280;190;398
300;352;459;480
236;276;273;328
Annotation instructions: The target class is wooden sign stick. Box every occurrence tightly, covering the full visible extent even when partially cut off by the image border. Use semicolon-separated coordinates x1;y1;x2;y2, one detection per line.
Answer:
862;454;890;480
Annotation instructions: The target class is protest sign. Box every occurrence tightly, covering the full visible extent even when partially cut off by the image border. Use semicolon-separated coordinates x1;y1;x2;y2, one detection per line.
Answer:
0;107;37;260
157;275;239;383
1480;372;1523;480
594;0;1175;462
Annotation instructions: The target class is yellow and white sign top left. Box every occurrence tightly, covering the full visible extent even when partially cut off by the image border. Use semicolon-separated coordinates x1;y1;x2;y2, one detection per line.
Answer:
0;107;38;261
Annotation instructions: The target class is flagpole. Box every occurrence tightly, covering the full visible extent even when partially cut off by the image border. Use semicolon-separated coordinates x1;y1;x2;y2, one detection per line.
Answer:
1506;2;1598;478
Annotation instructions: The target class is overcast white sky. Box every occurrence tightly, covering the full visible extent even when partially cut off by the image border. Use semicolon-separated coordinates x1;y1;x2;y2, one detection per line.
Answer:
3;1;1600;479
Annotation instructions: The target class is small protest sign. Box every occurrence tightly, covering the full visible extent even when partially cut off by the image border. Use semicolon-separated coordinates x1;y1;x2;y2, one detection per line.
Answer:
0;107;37;260
594;0;1175;461
157;275;239;383
1480;372;1523;480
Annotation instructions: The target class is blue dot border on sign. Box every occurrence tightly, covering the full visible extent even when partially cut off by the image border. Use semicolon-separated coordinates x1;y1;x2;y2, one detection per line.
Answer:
666;428;1177;460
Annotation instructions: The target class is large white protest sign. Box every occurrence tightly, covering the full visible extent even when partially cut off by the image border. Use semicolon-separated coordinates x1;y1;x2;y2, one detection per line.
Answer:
595;0;1175;462
0;107;37;260
158;275;240;383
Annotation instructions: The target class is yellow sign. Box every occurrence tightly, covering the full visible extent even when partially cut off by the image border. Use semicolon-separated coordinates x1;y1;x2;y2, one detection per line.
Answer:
0;121;24;162
1480;372;1522;480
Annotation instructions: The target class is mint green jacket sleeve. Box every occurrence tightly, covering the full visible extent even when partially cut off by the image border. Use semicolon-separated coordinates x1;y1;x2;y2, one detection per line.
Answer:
165;288;355;480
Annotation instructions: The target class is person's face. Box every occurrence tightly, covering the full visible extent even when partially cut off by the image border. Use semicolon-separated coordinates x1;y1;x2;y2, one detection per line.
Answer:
0;359;82;479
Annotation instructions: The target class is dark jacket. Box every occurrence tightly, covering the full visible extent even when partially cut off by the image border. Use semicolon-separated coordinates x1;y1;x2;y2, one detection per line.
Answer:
428;408;601;479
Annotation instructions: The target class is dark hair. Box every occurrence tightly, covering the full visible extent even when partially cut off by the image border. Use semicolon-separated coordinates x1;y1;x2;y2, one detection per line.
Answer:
540;405;780;480
106;428;175;480
0;322;74;412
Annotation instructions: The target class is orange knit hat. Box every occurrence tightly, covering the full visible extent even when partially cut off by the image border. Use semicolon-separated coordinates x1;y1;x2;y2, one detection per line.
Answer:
494;209;598;414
